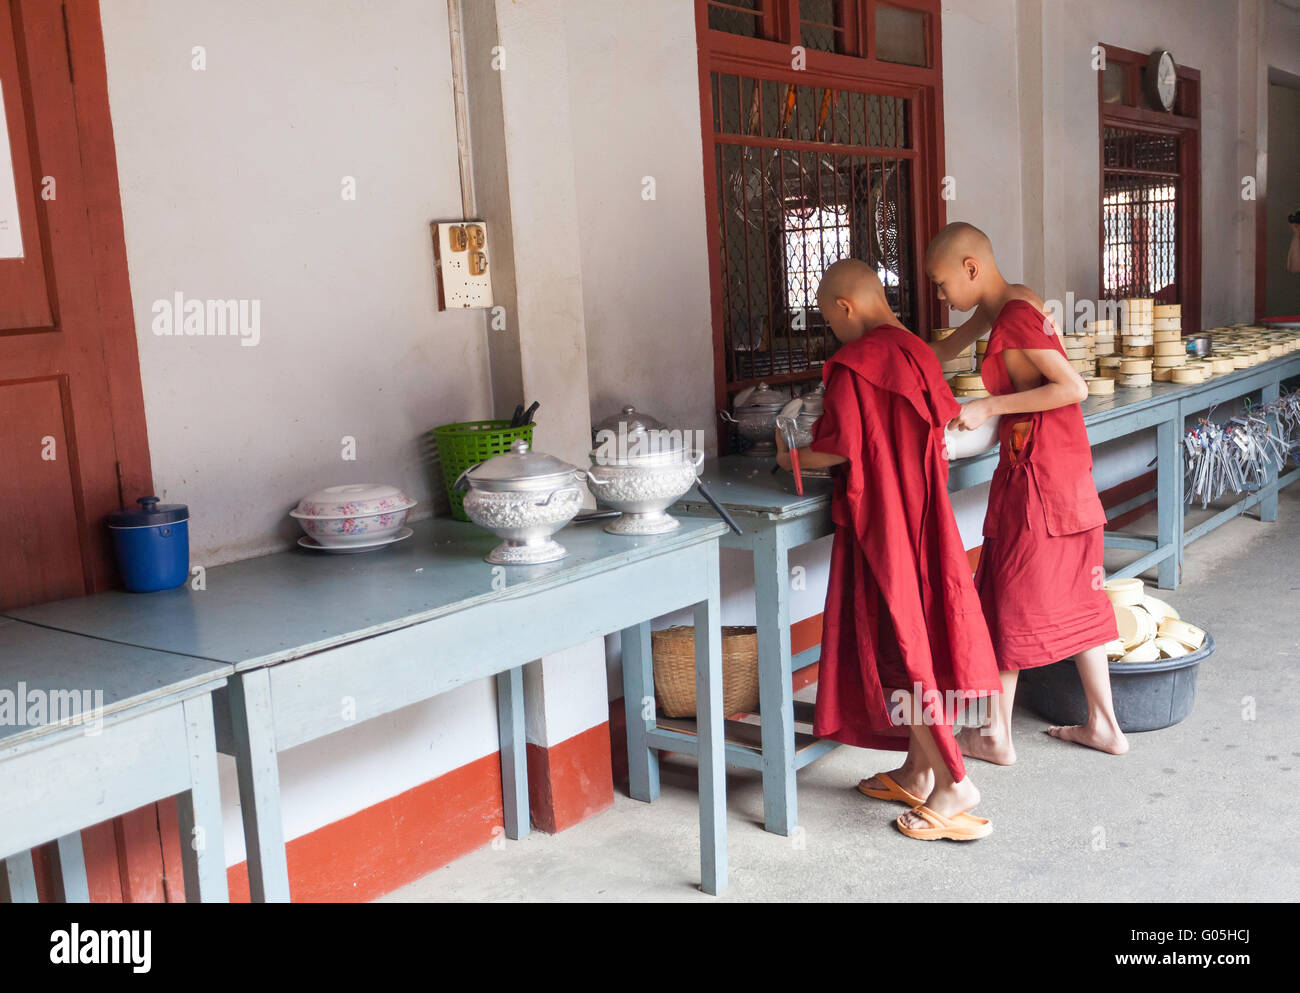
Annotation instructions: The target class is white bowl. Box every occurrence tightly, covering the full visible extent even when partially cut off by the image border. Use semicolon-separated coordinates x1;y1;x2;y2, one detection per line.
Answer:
289;484;415;546
291;484;415;519
942;398;1001;460
294;507;412;546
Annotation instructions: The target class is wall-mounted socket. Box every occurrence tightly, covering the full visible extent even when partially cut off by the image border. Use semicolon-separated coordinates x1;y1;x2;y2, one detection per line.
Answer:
433;220;494;310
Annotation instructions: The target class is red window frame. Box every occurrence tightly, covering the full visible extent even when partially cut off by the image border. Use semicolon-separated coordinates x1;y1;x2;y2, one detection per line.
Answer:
696;0;947;439
1097;43;1201;332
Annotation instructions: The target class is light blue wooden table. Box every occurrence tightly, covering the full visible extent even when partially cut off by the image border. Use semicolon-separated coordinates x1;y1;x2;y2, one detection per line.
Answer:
667;350;1300;837
0;618;229;903
8;516;732;897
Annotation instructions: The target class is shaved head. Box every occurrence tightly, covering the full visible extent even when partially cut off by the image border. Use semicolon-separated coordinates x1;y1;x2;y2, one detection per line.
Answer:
816;258;900;343
817;258;887;313
925;221;994;268
924;222;1002;312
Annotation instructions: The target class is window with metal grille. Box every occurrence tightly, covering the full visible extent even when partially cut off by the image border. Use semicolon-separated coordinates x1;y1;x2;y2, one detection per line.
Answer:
697;1;944;442
711;74;915;384
1096;44;1201;329
1102;128;1178;300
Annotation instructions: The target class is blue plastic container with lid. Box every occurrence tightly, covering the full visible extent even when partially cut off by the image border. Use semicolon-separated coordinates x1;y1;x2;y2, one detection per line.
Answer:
106;497;190;593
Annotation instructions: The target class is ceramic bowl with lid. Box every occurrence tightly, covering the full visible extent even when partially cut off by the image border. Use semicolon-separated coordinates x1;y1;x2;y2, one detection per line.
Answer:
289;484;416;546
456;439;585;564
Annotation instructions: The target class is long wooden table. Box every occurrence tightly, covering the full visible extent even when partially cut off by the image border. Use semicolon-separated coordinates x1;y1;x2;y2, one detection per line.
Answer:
667;350;1300;837
0;618;229;902
7;516;732;898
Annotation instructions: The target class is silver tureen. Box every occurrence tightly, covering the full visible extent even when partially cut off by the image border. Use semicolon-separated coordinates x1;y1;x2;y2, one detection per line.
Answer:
587;405;703;536
456;439;585;564
722;382;789;456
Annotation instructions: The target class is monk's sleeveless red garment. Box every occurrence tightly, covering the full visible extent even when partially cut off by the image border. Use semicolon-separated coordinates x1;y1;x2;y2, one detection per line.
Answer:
810;324;1001;781
973;300;1119;671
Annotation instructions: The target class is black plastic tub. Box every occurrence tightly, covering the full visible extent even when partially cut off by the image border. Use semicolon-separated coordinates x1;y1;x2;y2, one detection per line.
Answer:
1019;633;1214;732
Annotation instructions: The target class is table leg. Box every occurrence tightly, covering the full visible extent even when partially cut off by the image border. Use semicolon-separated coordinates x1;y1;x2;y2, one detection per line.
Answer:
694;550;726;896
177;695;230;903
620;621;660;803
1157;413;1181;590
496;667;529;840
753;528;796;835
228;670;291;902
1260;380;1281;523
54;832;90;903
2;850;38;902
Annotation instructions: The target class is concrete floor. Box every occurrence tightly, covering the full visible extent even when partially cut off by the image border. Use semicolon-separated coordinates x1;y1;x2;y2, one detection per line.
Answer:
384;485;1300;902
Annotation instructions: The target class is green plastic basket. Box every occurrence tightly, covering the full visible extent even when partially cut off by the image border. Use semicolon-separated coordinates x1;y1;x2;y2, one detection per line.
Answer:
431;419;535;521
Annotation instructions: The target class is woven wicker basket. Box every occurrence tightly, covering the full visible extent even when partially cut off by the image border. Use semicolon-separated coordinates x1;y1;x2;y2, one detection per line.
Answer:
651;625;760;718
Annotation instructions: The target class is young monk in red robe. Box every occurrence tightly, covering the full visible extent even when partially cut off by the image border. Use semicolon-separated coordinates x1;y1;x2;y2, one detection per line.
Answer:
775;259;1002;841
925;222;1127;761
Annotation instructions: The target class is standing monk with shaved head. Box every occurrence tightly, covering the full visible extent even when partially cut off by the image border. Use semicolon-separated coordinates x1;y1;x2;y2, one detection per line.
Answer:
776;259;1002;841
925;222;1126;761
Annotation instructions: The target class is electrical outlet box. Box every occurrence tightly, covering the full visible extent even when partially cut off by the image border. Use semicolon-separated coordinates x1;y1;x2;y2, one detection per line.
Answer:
433;220;494;310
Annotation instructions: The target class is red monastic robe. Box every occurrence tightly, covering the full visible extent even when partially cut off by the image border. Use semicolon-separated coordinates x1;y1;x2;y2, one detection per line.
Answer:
809;324;1002;781
973;299;1119;670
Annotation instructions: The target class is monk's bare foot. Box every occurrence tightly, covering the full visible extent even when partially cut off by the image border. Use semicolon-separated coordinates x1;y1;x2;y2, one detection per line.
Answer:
956;724;1016;766
859;764;933;801
1046;721;1129;755
898;777;981;831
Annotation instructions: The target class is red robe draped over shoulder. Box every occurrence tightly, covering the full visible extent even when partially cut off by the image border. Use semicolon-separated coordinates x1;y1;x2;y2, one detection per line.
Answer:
809;324;1001;781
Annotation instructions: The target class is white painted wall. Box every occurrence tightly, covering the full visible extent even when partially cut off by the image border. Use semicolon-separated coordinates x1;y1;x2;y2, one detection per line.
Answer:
565;0;719;453
101;0;492;567
100;0;505;868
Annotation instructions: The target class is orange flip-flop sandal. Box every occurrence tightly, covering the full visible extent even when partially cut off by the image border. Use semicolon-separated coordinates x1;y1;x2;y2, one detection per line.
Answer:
856;772;926;807
895;805;992;841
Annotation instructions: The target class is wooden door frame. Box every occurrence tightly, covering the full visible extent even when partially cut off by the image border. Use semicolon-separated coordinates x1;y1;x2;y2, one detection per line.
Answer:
4;0;162;903
1255;65;1300;320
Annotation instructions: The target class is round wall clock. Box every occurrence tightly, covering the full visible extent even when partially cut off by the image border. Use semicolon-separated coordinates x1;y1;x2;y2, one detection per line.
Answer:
1146;50;1177;112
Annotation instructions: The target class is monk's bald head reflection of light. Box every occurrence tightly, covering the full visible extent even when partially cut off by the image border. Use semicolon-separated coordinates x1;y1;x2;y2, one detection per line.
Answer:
816;259;906;344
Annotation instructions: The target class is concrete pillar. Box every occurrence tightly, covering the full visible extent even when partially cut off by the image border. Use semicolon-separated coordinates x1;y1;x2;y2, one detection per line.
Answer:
460;0;594;472
458;0;609;827
1016;0;1070;303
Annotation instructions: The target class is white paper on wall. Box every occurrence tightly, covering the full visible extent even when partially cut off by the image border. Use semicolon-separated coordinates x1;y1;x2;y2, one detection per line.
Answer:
0;79;25;260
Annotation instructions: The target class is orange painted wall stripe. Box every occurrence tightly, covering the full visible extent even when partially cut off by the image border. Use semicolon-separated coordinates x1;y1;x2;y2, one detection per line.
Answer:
526;722;615;834
225;750;506;903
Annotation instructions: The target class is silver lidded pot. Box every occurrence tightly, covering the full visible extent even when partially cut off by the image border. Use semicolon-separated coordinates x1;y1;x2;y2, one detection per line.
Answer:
587;405;704;536
456;439;585;564
723;382;789;456
777;383;831;478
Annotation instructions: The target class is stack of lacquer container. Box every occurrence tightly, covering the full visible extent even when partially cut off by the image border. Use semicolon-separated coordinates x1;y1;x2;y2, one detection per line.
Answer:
1117;297;1155;387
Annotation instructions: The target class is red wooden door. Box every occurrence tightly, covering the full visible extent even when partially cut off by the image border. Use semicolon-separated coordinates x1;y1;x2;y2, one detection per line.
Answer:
0;0;164;902
0;0;152;605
